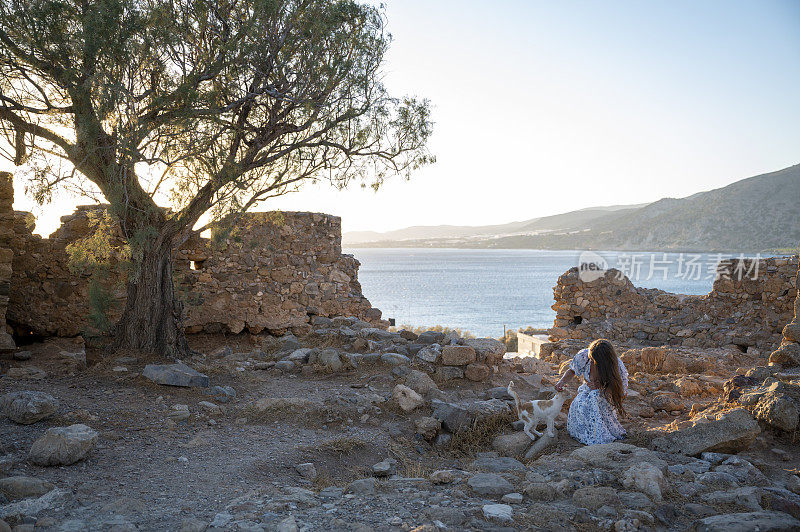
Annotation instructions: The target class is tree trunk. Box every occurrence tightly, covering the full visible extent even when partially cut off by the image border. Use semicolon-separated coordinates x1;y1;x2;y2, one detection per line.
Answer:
113;233;190;358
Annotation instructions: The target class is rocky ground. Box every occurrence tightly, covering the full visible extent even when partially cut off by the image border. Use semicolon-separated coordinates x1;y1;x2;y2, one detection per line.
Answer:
1;318;800;531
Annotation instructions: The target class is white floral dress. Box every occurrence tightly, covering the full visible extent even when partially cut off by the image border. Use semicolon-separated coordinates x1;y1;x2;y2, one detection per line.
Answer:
566;348;628;445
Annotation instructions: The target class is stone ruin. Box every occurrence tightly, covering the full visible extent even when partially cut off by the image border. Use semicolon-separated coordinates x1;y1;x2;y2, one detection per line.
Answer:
0;171;383;347
548;257;798;353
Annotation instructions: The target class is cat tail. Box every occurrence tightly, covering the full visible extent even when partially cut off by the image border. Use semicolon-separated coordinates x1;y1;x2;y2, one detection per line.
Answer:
507;381;522;417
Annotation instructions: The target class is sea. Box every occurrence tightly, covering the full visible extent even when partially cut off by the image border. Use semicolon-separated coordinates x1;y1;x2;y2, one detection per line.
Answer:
344;248;770;338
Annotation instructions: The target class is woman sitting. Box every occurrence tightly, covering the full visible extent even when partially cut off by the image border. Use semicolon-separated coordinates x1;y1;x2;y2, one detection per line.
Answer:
555;338;628;445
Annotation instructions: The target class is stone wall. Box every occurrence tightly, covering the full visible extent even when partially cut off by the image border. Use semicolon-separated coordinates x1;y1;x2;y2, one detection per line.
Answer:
769;254;800;367
4;197;382;338
549;256;798;352
174;212;381;335
0;172;17;350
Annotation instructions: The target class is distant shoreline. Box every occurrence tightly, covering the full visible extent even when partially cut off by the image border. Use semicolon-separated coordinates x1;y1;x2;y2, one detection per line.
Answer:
344;244;791;256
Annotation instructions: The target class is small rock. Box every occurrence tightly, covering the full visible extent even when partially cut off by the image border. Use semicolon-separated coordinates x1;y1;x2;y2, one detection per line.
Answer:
347;478;376;495
501;492;523;504
12;351;31;361
198;401;221;415
142;362;209;388
392;384;424;412
468;473;514;497
28;424;98;466
482;503;513;524
372;458;397;478
414;416;441;441
430;470;455;484
295;463;317;480
274;360;296;372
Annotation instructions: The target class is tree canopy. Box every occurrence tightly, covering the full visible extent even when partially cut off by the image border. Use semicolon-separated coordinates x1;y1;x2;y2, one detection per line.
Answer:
0;0;433;239
0;0;433;355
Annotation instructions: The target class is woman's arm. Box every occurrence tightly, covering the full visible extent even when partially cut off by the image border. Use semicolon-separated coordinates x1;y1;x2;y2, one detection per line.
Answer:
555;368;575;391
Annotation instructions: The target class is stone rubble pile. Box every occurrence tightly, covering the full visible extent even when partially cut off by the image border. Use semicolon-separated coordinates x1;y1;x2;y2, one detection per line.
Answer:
550;258;797;352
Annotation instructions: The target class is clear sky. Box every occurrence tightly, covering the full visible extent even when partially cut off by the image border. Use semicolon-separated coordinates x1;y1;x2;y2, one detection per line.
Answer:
6;0;800;236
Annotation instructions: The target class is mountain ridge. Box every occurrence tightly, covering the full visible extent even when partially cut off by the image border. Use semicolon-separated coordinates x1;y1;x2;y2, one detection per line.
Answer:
343;164;800;253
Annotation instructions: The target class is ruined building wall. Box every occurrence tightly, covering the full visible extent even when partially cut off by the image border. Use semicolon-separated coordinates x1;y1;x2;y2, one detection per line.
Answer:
0;172;17;349
174;212;381;335
5;199;382;338
549;256;798;352
769;255;800;367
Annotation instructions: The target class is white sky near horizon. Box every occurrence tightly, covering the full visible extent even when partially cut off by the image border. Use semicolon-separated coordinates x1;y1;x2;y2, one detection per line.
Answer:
4;0;800;236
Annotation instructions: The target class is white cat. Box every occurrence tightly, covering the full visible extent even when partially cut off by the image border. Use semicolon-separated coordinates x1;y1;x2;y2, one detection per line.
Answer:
507;380;570;441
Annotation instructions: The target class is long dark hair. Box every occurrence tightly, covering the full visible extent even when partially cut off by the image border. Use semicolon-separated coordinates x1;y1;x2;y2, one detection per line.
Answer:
588;339;625;417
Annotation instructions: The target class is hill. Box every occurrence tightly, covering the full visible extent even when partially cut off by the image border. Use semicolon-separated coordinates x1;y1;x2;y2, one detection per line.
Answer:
343;164;800;252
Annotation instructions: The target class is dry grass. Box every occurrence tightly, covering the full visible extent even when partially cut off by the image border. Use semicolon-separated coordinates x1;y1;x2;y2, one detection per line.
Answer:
311;470;335;491
300;436;370;456
441;412;516;458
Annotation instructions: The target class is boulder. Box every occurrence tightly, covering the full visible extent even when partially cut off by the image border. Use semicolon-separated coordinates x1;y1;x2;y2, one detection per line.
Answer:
783;322;800;343
417;331;446;345
465;363;491;382
0;476;55;501
432;399;510;433
651;408;760;456
524;430;559;460
0;391;59;424
392;384;424;412
467;473;514;497
371;458;397;478
482;503;513;524
317;348;343;372
462;338;506;366
770;342;800;367
430;470;455;484
651;394;684;412
754;393;799;432
691;511;800;532
621;463;664;501
142;362;209;387
403;370;439;395
294;463;317;480
441;345;476;366
380;352;410;366
28;424;98;466
492;432;532;457
416;346;441;364
414;416;441;441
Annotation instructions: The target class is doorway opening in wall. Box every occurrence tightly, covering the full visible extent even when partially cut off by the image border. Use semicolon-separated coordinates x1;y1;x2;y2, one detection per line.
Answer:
9;323;46;346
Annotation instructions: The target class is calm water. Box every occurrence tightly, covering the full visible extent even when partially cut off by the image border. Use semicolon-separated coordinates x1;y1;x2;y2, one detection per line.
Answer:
345;248;761;338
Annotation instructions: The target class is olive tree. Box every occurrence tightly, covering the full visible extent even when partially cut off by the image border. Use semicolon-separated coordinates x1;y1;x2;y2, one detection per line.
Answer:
0;0;433;356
